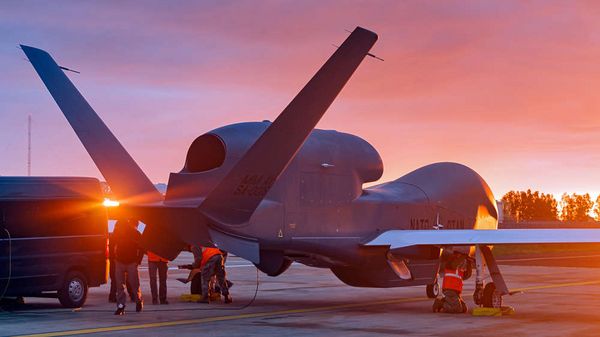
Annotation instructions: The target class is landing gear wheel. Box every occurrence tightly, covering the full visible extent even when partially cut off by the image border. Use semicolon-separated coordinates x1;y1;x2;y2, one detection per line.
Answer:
473;284;484;305
482;282;502;308
426;281;440;298
58;271;88;308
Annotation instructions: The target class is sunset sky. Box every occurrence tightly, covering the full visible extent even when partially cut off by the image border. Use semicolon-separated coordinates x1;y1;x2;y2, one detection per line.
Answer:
2;1;600;201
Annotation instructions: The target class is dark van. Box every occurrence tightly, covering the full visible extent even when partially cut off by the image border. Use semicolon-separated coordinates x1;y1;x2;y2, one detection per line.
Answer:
0;177;108;308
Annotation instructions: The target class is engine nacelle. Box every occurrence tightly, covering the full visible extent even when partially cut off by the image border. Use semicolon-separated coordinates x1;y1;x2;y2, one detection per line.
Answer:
165;122;384;202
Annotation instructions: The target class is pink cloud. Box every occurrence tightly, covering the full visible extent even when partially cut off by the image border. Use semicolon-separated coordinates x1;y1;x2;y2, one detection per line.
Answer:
3;1;600;200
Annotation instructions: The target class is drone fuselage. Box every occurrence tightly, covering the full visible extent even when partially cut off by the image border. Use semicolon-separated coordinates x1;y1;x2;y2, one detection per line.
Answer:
165;122;498;286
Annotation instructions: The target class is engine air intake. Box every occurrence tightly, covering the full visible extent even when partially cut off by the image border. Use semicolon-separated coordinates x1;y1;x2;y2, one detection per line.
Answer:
184;134;226;173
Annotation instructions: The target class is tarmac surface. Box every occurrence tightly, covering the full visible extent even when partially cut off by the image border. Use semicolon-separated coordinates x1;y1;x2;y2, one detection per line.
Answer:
3;253;600;337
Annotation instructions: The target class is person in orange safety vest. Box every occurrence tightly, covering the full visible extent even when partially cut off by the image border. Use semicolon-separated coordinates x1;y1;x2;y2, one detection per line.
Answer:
433;251;469;313
147;251;169;305
198;247;232;304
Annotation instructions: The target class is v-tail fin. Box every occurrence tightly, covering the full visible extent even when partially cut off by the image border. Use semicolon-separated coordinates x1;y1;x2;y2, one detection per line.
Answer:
21;45;162;204
199;27;378;225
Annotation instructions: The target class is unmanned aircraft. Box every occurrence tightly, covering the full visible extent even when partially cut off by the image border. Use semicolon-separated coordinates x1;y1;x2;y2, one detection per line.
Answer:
21;26;600;308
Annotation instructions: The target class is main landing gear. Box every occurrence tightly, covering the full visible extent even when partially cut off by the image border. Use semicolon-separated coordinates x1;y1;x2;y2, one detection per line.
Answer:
472;245;509;308
429;245;511;310
426;259;441;298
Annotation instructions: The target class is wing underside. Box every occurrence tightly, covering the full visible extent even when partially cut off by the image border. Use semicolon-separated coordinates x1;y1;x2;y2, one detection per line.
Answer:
365;229;600;249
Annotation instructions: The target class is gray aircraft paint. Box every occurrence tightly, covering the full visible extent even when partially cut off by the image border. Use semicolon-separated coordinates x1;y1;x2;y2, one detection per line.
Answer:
166;121;496;285
21;26;600;290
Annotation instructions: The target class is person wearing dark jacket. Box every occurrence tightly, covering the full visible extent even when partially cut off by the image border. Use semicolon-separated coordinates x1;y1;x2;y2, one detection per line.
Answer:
108;231;134;303
113;219;145;315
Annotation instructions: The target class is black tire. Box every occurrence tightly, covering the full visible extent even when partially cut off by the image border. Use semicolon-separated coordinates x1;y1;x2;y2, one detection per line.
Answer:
462;260;473;281
426;281;440;298
481;282;502;308
473;286;483;305
58;271;88;308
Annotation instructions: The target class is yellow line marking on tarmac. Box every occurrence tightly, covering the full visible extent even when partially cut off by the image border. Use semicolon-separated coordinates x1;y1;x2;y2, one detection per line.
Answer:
511;280;600;292
17;297;425;337
19;280;600;337
499;254;600;263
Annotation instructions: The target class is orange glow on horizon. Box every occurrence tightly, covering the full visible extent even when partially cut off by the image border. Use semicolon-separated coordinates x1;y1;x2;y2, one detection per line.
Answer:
4;2;600;199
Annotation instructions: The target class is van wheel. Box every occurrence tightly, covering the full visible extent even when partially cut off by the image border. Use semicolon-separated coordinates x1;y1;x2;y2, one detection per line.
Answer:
58;271;88;308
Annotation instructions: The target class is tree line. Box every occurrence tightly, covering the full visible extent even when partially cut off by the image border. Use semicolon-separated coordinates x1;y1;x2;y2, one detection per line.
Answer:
501;190;600;222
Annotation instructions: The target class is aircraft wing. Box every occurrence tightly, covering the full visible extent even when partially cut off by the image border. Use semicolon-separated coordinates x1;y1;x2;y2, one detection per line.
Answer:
364;229;600;249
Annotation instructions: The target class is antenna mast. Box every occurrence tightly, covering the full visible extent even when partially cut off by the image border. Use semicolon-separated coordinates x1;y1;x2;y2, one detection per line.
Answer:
27;114;31;176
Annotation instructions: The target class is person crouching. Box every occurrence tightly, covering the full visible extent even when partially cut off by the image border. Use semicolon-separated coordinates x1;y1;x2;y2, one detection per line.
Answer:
197;247;232;304
433;251;469;314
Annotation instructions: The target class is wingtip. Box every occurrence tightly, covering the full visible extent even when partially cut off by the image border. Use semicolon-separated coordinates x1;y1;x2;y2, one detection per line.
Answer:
19;44;51;58
19;44;30;54
19;44;35;51
354;26;378;41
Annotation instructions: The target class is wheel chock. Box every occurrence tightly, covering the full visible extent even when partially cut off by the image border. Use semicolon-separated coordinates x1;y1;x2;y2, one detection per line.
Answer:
471;306;515;316
179;294;202;302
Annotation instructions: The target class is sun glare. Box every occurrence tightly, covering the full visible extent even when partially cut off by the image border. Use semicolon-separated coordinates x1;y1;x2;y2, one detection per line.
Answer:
102;198;120;207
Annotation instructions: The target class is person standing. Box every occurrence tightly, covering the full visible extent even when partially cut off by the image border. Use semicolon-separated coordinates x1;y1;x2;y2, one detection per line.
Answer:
147;251;169;305
108;228;134;303
113;219;144;315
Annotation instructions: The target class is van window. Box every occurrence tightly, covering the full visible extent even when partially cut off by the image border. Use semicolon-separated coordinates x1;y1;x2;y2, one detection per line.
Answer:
1;199;106;238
